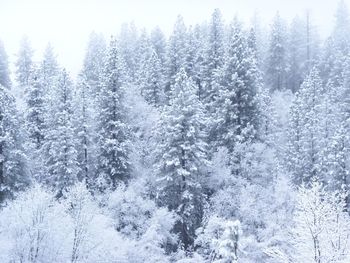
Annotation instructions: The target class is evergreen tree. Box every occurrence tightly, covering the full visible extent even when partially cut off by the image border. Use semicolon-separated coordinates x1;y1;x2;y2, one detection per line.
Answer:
266;12;288;91
75;76;95;186
82;32;106;96
76;33;106;186
332;0;350;55
165;15;188;99
287;68;324;184
96;38;130;190
202;8;225;103
185;25;207;96
25;68;45;150
118;23;139;79
15;36;34;89
154;69;208;249
150;26;167;66
42;69;78;193
215;20;261;154
0;40;11;89
0;84;28;201
138;47;164;107
287;16;305;93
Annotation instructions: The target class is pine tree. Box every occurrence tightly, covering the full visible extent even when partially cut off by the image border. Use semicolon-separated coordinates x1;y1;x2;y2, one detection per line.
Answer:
287;16;305;93
75;76;94;186
215;19;261;154
42;69;78;193
118;23;139;79
154;69;208;249
40;44;59;116
202;8;225;104
15;36;34;89
75;33;106;187
138;47;164;107
82;32;106;96
96;38;130;190
287;68;324;185
25;68;46;150
185;25;207;95
333;0;350;55
0;40;11;89
266;12;288;91
0;84;28;201
165;15;188;99
150;26;167;66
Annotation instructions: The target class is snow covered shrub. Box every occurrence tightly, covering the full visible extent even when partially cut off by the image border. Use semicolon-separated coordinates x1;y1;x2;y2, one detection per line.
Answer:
195;216;241;262
107;181;160;238
107;180;178;256
0;184;73;262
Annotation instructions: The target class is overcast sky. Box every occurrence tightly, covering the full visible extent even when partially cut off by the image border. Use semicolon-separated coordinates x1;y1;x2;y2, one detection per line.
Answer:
0;0;347;77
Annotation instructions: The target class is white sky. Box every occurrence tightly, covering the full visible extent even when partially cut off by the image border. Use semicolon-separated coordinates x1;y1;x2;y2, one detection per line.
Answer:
0;0;348;77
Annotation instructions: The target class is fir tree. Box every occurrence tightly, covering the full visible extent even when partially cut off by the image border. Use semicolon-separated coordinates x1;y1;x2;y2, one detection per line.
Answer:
154;69;208;249
0;84;28;201
215;19;261;153
266;12;288;91
96;38;130;190
287;68;324;184
202;8;225;104
15;36;34;89
42;69;78;193
165;15;188;99
0;40;11;89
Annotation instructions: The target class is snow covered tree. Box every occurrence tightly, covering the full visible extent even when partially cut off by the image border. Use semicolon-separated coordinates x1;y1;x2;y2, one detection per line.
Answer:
184;25;207;97
138;47;164;107
287;16;306;93
286;14;320;93
0;84;28;201
82;32;106;89
150;26;167;66
40;44;60;124
74;76;96;186
165;15;188;99
266;12;288;91
15;36;34;89
118;22;139;79
25;68;46;150
202;8;225;104
24;67;47;179
42;69;78;193
214;19;261;158
332;0;350;55
154;69;208;249
74;34;106;187
267;179;350;263
0;40;11;89
64;182;100;263
96;37;130;190
0;185;73;262
287;68;324;185
40;43;59;84
196;216;241;262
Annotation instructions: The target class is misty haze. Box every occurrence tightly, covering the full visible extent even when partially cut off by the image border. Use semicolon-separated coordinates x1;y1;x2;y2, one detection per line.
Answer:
1;0;350;262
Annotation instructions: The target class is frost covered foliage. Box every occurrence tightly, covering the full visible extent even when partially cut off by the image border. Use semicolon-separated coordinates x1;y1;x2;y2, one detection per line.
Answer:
266;179;350;263
106;180;178;262
195;216;241;262
0;185;72;262
0;183;177;263
3;1;350;262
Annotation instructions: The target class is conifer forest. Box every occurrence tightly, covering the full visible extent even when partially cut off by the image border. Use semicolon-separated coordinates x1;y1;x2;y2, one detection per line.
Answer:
1;0;350;262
